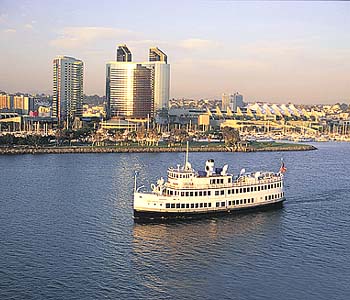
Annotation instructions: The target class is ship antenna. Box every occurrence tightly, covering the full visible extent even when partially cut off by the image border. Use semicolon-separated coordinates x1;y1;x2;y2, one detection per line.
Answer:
185;141;189;169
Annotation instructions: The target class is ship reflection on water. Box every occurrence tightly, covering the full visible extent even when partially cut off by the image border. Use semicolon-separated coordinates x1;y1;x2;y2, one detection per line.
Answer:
131;210;283;293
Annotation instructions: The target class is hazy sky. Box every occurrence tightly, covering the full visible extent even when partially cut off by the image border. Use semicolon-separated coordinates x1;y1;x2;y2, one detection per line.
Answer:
0;0;349;104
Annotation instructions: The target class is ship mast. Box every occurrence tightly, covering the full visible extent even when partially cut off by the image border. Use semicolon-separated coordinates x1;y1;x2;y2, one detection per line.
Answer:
185;141;189;170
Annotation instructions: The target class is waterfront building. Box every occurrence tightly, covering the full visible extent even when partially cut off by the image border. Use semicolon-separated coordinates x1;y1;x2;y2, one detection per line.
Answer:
106;45;170;119
0;93;34;114
0;94;10;110
52;56;84;123
222;93;230;110
231;92;244;113
106;62;152;119
116;44;132;62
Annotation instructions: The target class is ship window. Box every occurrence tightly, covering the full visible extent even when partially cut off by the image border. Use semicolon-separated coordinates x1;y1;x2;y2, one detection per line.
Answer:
240;199;243;204
199;191;203;197
204;203;207;208
216;202;220;207
208;191;211;196
244;199;246;204
191;203;194;208
220;190;224;195
215;191;219;196
236;200;239;205
176;203;180;208
181;192;184;197
186;204;189;208
171;204;175;208
186;192;189;197
181;204;185;208
190;192;193;197
221;201;225;207
166;203;170;208
195;203;199;208
228;201;232;205
195;191;198;197
208;203;211;207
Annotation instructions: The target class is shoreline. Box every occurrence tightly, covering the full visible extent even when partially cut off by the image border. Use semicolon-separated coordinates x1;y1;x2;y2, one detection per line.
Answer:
0;143;317;155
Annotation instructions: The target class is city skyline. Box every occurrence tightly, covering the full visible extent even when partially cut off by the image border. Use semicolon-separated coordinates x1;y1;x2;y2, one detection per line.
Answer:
1;0;350;104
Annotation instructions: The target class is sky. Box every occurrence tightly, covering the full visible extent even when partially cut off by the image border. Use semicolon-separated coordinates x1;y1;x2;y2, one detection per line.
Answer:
0;0;349;104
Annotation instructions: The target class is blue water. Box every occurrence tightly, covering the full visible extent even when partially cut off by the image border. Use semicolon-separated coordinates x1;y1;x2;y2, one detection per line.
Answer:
1;143;350;299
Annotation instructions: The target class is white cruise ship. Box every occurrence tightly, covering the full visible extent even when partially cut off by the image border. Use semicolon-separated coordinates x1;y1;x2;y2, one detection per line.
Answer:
133;150;286;221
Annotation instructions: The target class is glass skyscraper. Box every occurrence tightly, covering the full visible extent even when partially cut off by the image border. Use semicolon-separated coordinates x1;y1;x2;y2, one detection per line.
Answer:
53;56;83;123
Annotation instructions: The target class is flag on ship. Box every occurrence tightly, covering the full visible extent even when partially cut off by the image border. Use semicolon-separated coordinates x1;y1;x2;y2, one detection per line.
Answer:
279;161;287;173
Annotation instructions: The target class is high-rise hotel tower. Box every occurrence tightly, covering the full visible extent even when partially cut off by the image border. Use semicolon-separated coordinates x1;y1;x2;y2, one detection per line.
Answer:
106;45;170;119
53;56;84;122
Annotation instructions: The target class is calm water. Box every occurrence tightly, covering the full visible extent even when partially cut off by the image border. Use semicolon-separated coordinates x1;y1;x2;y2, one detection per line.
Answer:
1;143;350;300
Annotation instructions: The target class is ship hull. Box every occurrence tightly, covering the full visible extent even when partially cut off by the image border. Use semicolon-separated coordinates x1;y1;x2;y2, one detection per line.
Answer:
134;198;285;222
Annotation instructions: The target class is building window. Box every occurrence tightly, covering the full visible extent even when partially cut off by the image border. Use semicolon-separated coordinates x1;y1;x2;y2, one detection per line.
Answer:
228;201;232;205
181;204;185;208
200;203;203;208
221;190;224;195
216;202;220;207
252;198;254;203
204;203;207;208
240;199;243;204
204;191;207;196
208;191;211;196
228;190;231;195
190;192;193;196
186;204;189;208
195;191;198;197
215;191;219;196
247;187;250;192
221;201;225;207
186;192;189;197
181;192;184;197
195;203;199;208
199;191;203;197
240;188;242;193
244;199;246;204
171;204;175;208
228;178;231;183
236;200;239;205
208;203;211;207
191;203;194;208
166;203;170;208
176;203;180;208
